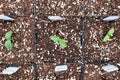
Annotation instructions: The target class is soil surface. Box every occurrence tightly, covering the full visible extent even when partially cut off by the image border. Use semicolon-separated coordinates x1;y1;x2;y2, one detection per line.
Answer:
0;0;120;80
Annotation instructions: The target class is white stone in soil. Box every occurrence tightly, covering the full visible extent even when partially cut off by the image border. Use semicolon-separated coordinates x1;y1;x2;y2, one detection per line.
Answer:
59;30;65;35
29;29;31;32
60;2;66;8
23;41;26;45
14;42;18;48
3;29;7;31
26;47;31;52
37;48;39;50
16;29;19;32
10;55;14;58
71;29;74;32
94;65;98;68
85;70;88;73
0;4;3;8
91;0;96;2
16;0;21;3
18;54;21;57
118;6;120;9
2;37;5;41
77;67;81;70
23;29;25;32
0;52;2;56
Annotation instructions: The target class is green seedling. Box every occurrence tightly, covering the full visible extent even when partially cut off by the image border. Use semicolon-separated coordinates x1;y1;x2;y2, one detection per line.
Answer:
4;31;13;50
59;39;67;48
50;35;67;48
5;31;12;40
103;28;115;42
5;40;12;50
103;35;110;42
107;28;114;36
50;35;60;42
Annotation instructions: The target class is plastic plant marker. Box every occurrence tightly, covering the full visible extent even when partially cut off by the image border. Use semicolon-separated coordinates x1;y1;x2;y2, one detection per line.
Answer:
103;15;120;21
103;35;110;42
102;64;118;72
0;15;14;21
50;35;60;42
5;31;12;40
5;40;12;50
0;66;20;75
59;39;67;48
55;65;68;72
48;16;63;21
107;28;115;36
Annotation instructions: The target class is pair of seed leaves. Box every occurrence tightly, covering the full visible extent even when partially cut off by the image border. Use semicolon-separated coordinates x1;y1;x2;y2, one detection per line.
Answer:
103;28;115;42
5;31;12;50
50;35;67;48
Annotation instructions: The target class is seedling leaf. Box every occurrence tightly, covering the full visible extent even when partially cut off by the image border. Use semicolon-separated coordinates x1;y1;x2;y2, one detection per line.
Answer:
5;31;12;40
59;39;67;48
50;35;60;42
5;40;12;50
103;35;110;42
107;28;114;36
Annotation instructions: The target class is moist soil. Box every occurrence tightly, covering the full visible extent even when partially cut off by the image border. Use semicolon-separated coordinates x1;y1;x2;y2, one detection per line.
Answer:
0;0;120;80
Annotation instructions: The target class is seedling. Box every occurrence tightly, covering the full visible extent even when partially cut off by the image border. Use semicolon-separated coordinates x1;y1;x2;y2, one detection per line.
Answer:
50;35;60;42
59;39;67;48
4;31;13;50
5;31;12;40
107;28;114;36
50;35;67;48
103;35;110;42
103;28;115;42
5;40;12;50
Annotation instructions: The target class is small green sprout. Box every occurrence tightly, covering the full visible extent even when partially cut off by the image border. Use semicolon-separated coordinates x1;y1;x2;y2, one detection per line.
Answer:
50;35;60;42
103;35;110;42
103;28;115;42
59;39;67;48
5;31;12;40
50;35;67;48
4;31;13;50
5;40;12;50
107;28;114;36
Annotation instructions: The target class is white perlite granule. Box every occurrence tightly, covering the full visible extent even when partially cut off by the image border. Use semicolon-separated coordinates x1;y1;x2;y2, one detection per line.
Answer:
16;0;21;3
